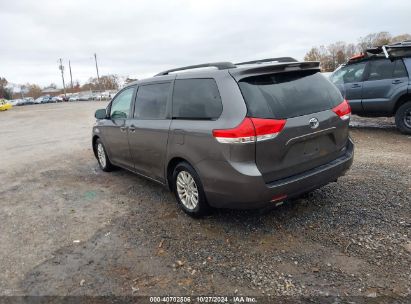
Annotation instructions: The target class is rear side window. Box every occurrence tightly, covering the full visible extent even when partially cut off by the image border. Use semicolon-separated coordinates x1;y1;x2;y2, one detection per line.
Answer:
172;79;222;119
134;82;171;119
239;71;343;119
367;59;395;80
392;60;408;78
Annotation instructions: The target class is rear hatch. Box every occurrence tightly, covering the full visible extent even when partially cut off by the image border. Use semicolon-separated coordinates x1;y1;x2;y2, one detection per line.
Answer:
235;68;350;183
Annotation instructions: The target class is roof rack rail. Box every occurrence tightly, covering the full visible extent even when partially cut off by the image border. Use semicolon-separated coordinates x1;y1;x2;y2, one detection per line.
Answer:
363;40;411;59
347;40;411;64
235;57;298;66
155;62;236;76
385;40;411;47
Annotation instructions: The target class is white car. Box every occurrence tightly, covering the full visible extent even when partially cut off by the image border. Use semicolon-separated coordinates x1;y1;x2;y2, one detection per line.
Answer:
69;95;80;102
51;96;63;102
34;97;43;104
9;99;20;106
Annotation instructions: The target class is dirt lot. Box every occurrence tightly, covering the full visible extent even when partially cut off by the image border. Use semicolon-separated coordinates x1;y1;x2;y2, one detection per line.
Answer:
0;102;410;300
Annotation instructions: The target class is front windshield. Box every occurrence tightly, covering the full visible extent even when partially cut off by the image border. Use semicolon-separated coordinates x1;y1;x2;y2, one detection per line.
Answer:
330;65;345;84
331;63;366;85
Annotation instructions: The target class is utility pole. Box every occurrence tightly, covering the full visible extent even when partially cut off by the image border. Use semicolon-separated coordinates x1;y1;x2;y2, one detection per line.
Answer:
69;60;73;89
59;58;67;98
94;53;101;93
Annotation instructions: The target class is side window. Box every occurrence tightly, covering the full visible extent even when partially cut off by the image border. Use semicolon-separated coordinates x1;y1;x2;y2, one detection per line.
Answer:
367;60;395;81
392;60;408;78
330;67;346;84
110;87;135;119
134;82;171;119
342;63;366;83
172;79;222;119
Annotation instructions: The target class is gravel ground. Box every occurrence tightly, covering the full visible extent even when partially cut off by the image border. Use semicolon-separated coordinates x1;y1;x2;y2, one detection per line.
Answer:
0;103;410;301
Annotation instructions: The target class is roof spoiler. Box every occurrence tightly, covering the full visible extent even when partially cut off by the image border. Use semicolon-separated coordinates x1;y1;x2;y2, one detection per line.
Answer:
235;57;298;65
154;57;306;77
229;61;320;80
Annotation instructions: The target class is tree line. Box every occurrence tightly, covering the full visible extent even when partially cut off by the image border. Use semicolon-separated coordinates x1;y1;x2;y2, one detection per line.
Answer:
0;74;120;99
304;32;411;72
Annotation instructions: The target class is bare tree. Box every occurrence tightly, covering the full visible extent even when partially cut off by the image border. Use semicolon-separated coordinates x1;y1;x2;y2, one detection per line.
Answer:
357;32;392;51
304;47;322;62
81;74;120;91
0;77;12;99
391;33;411;43
26;84;43;99
345;43;357;59
304;31;410;72
100;75;120;90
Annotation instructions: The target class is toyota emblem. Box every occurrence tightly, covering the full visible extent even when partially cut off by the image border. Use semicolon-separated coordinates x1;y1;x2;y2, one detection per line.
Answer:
309;117;319;129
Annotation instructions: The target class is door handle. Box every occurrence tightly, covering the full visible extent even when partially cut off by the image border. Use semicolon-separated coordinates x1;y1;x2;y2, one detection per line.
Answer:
120;126;127;132
351;83;361;88
392;79;403;84
129;125;136;132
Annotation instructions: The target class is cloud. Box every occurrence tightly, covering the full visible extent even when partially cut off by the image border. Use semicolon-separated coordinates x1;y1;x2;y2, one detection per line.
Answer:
1;0;409;86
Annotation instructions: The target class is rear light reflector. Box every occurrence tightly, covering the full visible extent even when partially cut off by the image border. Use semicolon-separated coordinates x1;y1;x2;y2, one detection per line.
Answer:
212;118;286;144
332;100;351;121
271;194;287;203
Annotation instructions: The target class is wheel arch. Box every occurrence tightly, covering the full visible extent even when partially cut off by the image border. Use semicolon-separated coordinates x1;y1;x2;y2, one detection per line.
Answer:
92;135;100;157
166;157;191;191
394;93;411;114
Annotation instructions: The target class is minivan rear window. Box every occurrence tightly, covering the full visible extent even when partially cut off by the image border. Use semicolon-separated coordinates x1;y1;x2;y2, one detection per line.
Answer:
238;71;343;119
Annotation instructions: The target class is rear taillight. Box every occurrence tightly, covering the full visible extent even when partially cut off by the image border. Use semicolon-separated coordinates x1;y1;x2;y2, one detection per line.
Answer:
332;100;351;121
251;118;287;141
212;117;286;144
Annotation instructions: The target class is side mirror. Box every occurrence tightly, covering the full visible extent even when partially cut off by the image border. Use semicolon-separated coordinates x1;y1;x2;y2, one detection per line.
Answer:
95;109;107;119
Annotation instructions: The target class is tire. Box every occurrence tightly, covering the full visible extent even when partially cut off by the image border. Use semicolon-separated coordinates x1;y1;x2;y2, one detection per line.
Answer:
95;138;114;172
172;162;210;217
395;101;411;134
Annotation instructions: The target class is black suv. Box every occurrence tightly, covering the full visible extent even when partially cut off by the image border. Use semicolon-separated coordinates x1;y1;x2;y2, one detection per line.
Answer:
330;41;411;134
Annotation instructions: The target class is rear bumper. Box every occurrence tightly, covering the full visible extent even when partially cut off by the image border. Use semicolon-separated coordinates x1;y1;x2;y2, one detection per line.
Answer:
199;138;354;209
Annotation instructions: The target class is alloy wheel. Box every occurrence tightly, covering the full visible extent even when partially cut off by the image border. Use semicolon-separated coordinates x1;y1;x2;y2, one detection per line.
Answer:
97;143;106;168
404;108;411;129
176;171;199;210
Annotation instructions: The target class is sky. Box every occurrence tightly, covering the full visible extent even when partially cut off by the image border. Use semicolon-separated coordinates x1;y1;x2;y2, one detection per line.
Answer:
1;0;410;87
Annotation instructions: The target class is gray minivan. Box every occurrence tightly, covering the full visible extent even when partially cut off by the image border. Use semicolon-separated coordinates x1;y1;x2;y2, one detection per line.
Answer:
92;58;354;216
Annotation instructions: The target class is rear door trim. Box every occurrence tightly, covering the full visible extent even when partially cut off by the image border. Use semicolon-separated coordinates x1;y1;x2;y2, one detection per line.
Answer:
285;127;336;146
